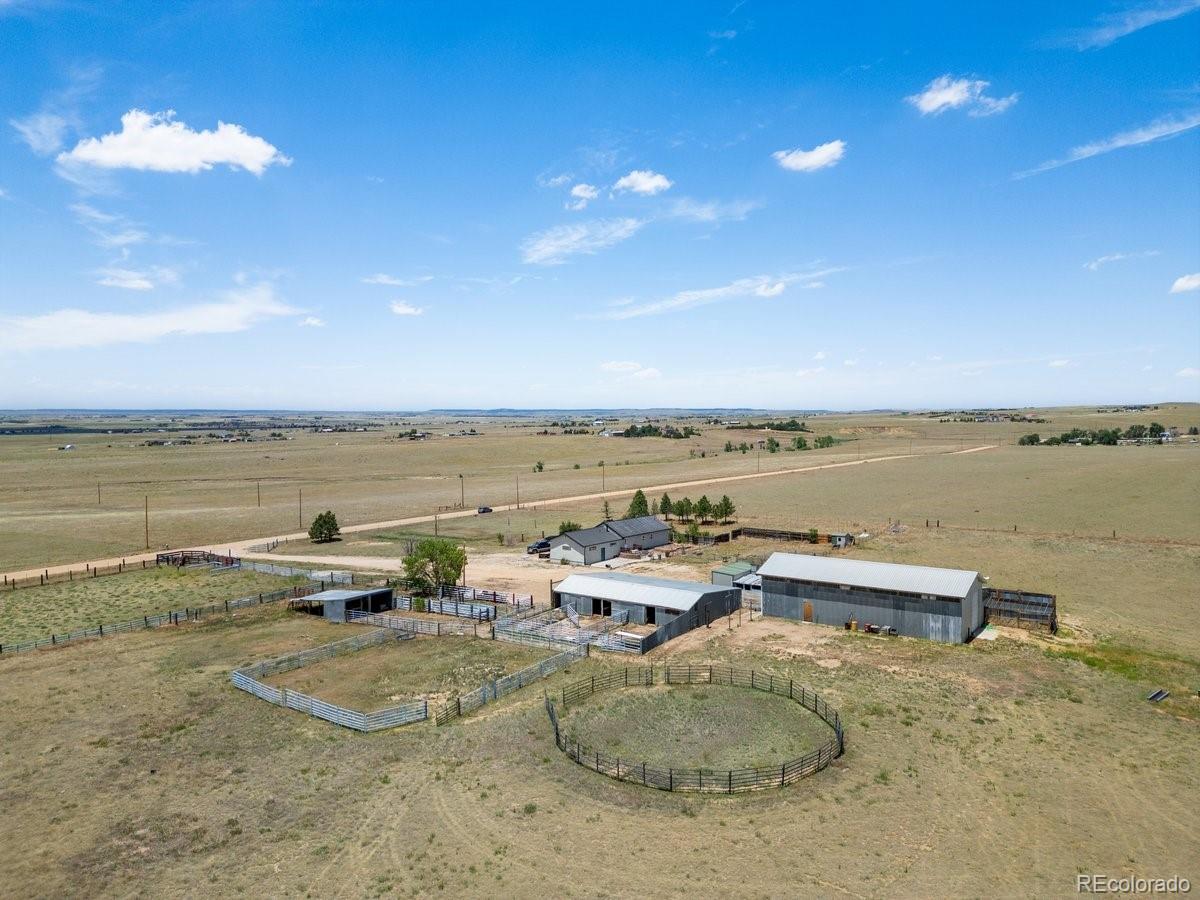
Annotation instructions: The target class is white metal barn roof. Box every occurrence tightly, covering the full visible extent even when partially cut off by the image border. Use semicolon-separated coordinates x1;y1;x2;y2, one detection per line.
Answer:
554;572;730;612
757;552;979;599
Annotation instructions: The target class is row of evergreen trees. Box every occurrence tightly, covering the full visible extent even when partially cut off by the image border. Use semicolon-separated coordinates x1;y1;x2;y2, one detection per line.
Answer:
623;489;736;524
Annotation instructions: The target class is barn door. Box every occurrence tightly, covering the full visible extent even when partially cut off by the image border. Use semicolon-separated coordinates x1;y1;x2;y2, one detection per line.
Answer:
803;601;814;623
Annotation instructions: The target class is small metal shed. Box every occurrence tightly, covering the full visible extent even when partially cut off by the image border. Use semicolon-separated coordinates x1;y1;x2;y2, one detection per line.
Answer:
305;587;394;622
711;560;756;587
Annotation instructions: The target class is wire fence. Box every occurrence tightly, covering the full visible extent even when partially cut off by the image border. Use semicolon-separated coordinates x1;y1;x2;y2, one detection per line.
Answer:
433;643;588;726
439;584;535;608
545;664;845;793
5;557;156;591
229;628;430;731
493;607;629;650
0;582;324;656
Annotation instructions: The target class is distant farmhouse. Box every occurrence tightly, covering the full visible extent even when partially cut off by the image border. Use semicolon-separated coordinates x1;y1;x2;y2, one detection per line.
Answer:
759;552;983;643
548;515;671;565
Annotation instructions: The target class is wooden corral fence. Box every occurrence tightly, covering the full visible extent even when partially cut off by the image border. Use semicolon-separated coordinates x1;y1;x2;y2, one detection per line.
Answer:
0;582;323;656
433;644;588;726
5;557;153;591
493;607;629;650
983;587;1058;633
230;629;429;731
439;584;534;608
545;665;845;793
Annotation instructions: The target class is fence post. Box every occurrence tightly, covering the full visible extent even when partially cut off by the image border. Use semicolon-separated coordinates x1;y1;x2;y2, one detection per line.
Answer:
669;768;673;791
728;770;732;794
781;763;785;787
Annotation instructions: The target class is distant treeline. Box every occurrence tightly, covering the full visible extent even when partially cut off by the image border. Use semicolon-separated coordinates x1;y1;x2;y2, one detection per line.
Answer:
1019;423;1196;446
726;418;811;432
618;424;699;439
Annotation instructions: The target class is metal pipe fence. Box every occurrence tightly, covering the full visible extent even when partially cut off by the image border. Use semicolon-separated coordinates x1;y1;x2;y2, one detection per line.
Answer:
229;628;430;731
545;664;845;793
0;582;323;656
347;610;480;637
433;644;588;726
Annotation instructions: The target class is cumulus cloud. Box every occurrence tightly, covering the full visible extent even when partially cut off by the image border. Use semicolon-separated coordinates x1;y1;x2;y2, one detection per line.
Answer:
772;140;846;172
1016;111;1200;178
1170;272;1200;293
843;359;858;367
362;273;433;286
1177;367;1200;377
389;300;424;316
521;217;644;265
612;169;673;195
10;111;69;155
57;109;291;175
0;281;295;350
1084;250;1159;271
813;351;827;361
906;75;1019;117
795;366;826;377
593;269;839;320
1048;359;1070;368
1065;0;1200;49
299;316;325;327
567;183;599;210
95;265;180;291
537;172;572;188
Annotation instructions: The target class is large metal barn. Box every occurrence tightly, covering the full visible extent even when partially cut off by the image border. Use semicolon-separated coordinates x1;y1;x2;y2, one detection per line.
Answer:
758;552;983;643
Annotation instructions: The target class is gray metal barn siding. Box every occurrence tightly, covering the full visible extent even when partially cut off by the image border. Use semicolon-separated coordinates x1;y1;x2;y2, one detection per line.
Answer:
758;554;983;643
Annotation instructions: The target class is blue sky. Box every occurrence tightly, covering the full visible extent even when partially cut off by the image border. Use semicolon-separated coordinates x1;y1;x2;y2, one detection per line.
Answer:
1;0;1198;410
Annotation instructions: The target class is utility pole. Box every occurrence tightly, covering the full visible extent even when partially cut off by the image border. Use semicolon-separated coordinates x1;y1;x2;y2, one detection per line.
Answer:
434;514;439;536
144;495;149;549
298;488;303;529
458;474;464;508
601;463;605;491
97;482;101;506
515;474;520;510
257;480;261;508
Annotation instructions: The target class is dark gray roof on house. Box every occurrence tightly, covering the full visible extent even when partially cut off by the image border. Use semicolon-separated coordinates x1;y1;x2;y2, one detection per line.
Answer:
601;515;668;538
554;525;620;548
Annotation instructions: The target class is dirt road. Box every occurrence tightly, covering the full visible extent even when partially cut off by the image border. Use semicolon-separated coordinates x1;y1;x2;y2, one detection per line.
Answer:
1;445;997;582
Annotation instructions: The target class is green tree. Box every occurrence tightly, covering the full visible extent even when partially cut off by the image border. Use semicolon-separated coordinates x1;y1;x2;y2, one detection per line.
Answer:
694;495;712;523
307;510;340;543
739;442;749;453
1017;433;1040;446
602;499;612;520
1149;422;1165;437
715;495;735;523
402;538;467;595
791;435;809;451
660;493;673;520
626;489;649;519
814;435;836;449
676;497;693;522
724;440;734;452
533;460;544;472
766;437;780;453
650;497;660;516
558;520;582;533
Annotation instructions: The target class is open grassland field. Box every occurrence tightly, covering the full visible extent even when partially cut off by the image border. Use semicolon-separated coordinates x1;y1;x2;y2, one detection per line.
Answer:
2;404;1196;572
0;566;306;647
0;604;1196;898
263;633;550;708
558;682;837;770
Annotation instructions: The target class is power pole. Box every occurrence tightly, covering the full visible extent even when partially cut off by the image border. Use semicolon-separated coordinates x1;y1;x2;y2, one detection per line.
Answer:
97;482;101;506
298;488;303;529
257;480;261;508
459;474;464;508
601;464;605;491
144;495;149;549
515;474;520;510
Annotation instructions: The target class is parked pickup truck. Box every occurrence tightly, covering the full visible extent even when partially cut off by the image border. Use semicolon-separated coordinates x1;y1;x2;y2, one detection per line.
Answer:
526;538;550;554
476;506;493;514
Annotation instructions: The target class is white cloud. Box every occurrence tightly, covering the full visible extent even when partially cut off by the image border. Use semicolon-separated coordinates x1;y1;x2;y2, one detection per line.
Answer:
1170;272;1200;293
927;354;943;362
0;281;295;350
1177;367;1200;377
906;75;1019;117
95;265;180;291
521;217;643;265
795;366;826;377
1066;0;1200;49
389;301;424;316
1048;359;1070;368
70;203;150;248
537;172;572;188
299;316;325;327
843;359;858;367
594;269;840;320
567;183;599;210
600;360;660;380
10;111;69;155
1084;250;1159;271
772;140;846;172
708;29;737;39
612;169;673;195
813;351;827;360
361;273;433;286
666;197;759;223
1016;112;1200;178
57;109;291;175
